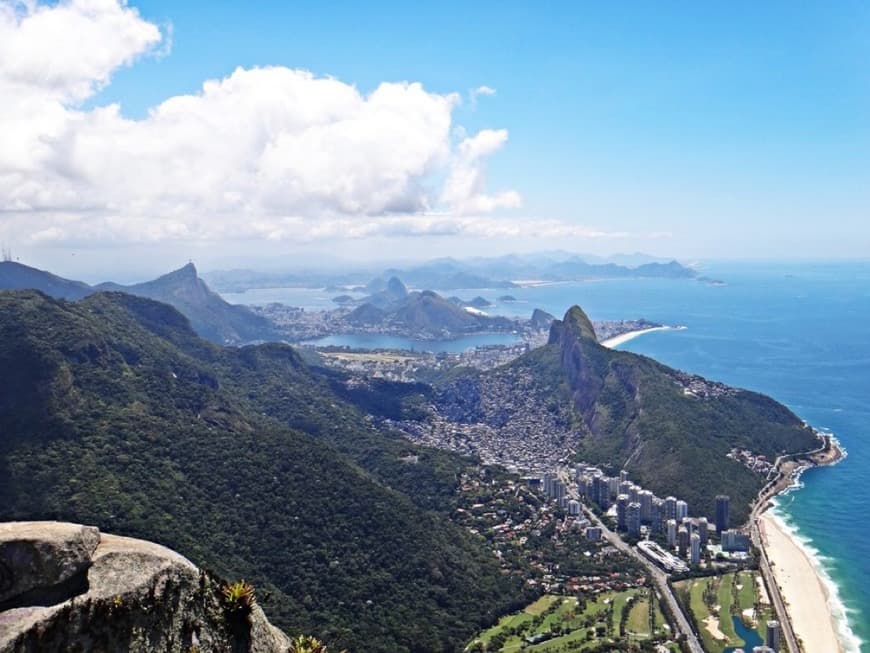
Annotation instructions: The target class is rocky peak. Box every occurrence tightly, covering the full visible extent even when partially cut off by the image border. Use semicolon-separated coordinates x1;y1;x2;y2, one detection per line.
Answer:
0;521;290;653
548;305;597;345
158;262;199;286
547;306;609;417
529;308;555;330
385;276;408;299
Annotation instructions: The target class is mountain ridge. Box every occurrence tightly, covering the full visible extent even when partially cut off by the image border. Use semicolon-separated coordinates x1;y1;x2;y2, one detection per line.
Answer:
0;261;275;345
429;305;819;524
0;289;526;652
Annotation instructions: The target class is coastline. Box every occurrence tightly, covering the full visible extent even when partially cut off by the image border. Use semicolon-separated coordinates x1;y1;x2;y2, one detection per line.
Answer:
757;437;860;653
760;511;844;653
600;325;674;349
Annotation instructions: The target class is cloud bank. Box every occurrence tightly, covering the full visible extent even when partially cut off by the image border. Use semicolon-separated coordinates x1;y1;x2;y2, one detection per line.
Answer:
0;0;635;249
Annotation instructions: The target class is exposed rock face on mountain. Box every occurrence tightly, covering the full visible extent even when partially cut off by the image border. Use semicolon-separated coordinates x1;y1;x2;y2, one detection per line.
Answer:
529;308;555;330
0;522;290;653
0;262;275;345
426;306;819;524
353;275;409;309
97;263;276;344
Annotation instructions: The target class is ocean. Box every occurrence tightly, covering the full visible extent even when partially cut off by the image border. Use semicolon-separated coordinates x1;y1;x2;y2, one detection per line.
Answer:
222;260;868;650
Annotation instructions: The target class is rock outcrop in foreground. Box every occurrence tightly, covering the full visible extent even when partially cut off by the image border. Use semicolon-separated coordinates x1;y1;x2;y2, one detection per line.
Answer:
0;522;291;653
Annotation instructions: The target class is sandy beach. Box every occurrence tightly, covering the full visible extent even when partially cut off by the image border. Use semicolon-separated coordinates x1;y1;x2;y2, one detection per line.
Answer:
760;512;843;653
600;326;672;349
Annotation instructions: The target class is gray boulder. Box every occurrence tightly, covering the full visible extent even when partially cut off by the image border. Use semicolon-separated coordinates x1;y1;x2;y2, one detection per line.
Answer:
0;522;99;606
0;522;291;653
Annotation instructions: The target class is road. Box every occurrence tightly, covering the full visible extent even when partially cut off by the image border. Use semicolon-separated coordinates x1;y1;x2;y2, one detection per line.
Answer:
581;505;705;653
749;483;801;653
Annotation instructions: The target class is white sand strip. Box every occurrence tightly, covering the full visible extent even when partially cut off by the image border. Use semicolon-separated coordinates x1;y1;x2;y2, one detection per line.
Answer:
600;326;672;349
760;512;843;653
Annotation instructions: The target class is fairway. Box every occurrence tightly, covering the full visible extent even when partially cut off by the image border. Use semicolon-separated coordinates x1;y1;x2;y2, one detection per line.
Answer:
675;571;778;653
466;589;672;652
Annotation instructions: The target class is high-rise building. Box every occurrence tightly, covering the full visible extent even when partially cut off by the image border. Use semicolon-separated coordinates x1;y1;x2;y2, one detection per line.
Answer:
616;494;629;531
722;529;750;552
765;620;781;651
620;469;629;483
697;517;709;546
716;495;730;534
676;499;688;521
690;532;701;565
543;474;554;497
593;475;611;509
667;519;678;548
664;496;677;521
578;476;593;500
639;490;653;523
627;502;642;538
650;498;664;533
678;526;689;557
552;479;567;501
608;477;619;498
567;499;581;516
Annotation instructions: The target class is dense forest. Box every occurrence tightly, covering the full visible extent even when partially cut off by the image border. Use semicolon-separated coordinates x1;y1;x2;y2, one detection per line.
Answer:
0;290;527;652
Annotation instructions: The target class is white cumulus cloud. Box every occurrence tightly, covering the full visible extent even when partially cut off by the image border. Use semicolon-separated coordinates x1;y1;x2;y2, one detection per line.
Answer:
0;0;534;247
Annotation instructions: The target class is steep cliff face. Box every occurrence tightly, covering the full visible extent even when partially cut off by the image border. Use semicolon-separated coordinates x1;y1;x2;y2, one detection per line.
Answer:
548;306;618;428
434;306;818;524
0;522;290;653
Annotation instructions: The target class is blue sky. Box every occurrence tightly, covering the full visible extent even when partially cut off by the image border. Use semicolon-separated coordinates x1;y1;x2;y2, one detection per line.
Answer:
2;1;869;278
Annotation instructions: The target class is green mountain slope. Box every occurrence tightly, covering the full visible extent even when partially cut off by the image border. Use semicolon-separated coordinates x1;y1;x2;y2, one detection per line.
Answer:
0;261;275;345
346;286;515;337
96;263;277;344
436;306;818;524
0;290;525;652
0;261;92;300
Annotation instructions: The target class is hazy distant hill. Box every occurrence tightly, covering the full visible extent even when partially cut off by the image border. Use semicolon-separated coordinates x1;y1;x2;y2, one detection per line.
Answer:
0;290;524;652
344;277;516;336
96;263;276;344
203;252;700;293
0;261;275;345
435;306;818;524
0;261;92;300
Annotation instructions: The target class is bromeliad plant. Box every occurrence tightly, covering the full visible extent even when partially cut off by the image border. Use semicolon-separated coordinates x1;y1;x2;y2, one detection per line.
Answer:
220;579;256;615
287;635;347;653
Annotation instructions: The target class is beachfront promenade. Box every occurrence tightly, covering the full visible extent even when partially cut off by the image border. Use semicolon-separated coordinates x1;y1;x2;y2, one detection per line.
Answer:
749;438;845;653
751;513;800;653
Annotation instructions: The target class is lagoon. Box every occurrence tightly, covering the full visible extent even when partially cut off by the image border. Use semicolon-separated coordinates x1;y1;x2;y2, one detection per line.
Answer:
302;332;521;352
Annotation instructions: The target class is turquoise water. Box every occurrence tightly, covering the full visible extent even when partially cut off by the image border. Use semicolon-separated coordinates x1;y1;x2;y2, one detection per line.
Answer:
302;332;520;352
226;261;868;649
493;262;867;652
723;615;764;653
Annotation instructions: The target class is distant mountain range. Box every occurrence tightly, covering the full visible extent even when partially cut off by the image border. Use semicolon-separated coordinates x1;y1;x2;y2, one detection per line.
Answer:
203;252;701;292
0;261;275;345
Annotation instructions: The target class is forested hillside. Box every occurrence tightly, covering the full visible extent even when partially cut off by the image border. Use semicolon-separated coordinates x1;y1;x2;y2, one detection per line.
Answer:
435;306;819;524
0;290;526;652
